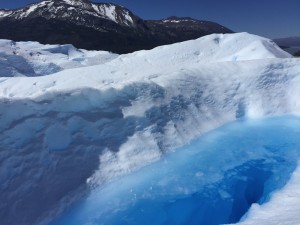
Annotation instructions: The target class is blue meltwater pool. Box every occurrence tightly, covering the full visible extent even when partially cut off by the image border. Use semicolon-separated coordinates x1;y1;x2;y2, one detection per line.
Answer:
51;116;300;225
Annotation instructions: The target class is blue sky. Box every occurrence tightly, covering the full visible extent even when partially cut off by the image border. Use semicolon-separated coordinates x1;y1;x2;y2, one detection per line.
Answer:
0;0;299;38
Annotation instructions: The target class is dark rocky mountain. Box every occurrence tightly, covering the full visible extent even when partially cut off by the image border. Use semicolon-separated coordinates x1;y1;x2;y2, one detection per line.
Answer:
274;37;300;57
0;0;233;53
273;37;300;48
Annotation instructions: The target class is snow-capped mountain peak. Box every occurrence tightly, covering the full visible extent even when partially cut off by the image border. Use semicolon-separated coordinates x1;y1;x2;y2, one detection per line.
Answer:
0;0;233;53
0;0;136;27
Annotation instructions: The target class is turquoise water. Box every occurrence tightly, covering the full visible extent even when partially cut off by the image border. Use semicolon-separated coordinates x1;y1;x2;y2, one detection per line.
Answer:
51;116;300;225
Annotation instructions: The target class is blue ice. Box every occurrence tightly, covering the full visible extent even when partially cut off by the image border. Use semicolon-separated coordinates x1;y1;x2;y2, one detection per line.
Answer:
51;116;300;225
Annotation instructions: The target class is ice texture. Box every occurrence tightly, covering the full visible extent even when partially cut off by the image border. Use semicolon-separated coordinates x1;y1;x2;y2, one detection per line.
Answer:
51;116;300;225
0;33;299;225
0;39;118;77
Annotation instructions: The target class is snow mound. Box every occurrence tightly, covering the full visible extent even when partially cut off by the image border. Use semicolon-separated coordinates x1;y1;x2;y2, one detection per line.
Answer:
119;32;290;65
0;33;298;225
0;39;118;77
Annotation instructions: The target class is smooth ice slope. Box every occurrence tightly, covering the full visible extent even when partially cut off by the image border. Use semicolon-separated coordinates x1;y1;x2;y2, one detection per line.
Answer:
0;33;299;225
0;39;118;77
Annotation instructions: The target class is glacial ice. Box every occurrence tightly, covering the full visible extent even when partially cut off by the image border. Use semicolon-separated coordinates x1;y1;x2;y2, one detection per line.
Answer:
0;39;118;77
0;32;300;225
50;116;300;225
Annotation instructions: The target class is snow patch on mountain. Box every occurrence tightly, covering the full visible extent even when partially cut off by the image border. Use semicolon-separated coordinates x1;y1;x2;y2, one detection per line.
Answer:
62;0;86;6
0;10;12;17
99;5;117;22
20;4;39;17
163;19;196;23
123;10;134;25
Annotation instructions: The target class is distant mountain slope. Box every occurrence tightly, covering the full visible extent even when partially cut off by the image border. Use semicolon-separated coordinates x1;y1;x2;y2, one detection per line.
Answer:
0;0;233;53
274;37;300;47
274;37;300;56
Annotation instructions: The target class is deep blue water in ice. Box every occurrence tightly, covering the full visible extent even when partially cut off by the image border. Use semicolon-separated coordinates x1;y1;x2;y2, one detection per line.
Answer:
51;116;300;225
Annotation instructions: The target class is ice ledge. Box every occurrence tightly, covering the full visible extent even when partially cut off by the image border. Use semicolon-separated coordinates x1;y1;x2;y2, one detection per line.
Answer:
232;161;300;225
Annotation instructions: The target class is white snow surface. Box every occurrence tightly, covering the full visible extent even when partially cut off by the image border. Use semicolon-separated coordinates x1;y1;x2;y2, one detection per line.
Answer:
0;39;118;77
0;32;299;225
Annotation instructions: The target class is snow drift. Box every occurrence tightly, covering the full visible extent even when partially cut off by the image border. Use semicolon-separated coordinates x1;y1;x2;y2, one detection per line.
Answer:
0;39;118;77
0;32;299;225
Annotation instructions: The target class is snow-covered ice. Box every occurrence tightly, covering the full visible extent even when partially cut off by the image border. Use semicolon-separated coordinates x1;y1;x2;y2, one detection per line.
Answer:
0;32;300;225
0;39;118;77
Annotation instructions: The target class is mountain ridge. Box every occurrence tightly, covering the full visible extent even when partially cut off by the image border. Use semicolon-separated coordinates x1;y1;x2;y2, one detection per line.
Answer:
0;0;233;53
274;36;300;47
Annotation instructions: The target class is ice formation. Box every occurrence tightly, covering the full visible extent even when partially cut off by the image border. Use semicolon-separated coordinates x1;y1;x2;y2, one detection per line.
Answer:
0;33;300;225
51;116;300;225
0;39;118;77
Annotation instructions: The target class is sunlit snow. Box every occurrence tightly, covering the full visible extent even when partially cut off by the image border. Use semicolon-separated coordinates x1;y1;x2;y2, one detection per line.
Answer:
0;40;118;77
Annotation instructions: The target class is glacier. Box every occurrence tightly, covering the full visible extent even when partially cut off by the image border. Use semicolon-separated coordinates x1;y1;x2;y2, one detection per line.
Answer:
0;32;300;225
50;116;300;225
0;39;118;77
